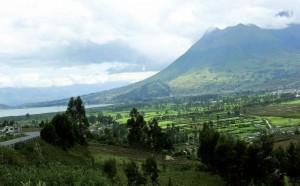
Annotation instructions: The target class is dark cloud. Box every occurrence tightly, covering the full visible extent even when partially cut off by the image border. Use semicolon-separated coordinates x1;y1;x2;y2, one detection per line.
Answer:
276;11;293;18
1;40;165;72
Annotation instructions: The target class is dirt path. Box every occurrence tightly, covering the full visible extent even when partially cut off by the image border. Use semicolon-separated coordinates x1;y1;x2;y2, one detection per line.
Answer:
0;131;40;147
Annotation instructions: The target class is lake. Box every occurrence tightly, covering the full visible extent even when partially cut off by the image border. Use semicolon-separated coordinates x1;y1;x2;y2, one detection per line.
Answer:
0;104;110;118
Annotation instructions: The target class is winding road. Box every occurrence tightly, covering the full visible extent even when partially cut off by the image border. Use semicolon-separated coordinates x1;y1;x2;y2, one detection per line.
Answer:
0;131;40;147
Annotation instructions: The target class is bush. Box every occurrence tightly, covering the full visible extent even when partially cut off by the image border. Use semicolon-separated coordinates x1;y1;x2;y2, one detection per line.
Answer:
51;114;75;148
41;114;75;149
0;163;109;186
142;157;159;186
0;147;26;166
40;123;58;145
124;161;146;186
103;159;117;179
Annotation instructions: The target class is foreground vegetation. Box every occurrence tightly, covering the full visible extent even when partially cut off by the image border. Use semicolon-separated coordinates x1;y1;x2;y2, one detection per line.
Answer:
0;139;224;186
2;92;300;185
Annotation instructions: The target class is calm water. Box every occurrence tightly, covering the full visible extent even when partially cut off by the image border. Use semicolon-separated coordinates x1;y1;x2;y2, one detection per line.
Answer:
0;104;109;118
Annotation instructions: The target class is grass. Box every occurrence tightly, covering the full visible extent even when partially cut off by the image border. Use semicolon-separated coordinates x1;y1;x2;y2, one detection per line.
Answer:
22;127;41;132
0;134;25;142
273;135;300;149
0;139;108;185
246;104;300;118
264;116;300;127
0;139;224;186
159;170;223;186
159;120;174;128
281;99;300;105
168;68;230;91
88;142;224;186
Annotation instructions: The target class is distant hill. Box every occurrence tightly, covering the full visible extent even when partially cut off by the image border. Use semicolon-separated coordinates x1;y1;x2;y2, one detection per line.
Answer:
0;104;10;109
30;24;300;106
0;82;128;106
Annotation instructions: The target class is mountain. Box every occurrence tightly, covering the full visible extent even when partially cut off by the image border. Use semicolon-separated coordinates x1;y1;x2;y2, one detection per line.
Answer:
0;82;128;106
30;24;300;106
149;24;300;94
0;104;10;109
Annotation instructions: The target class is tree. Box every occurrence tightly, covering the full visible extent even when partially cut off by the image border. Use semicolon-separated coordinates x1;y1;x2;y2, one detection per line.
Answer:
116;113;122;120
148;119;162;151
51;114;75;149
39;120;46;128
66;97;89;144
40;123;58;145
66;96;89;128
40;114;75;149
198;123;220;168
124;161;146;186
142;157;159;186
148;119;173;151
97;112;104;122
214;138;236;177
285;142;300;181
74;97;89;128
88;115;97;124
127;108;148;147
167;177;173;186
25;113;30;118
103;159;117;180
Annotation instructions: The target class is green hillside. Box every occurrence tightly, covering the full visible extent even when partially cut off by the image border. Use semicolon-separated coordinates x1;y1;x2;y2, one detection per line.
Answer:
149;24;300;95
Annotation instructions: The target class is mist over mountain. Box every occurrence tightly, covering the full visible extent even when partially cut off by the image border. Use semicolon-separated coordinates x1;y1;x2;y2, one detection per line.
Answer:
34;41;154;69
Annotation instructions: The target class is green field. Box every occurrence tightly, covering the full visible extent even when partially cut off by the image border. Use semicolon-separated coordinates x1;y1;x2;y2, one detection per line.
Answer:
264;116;300;127
281;99;300;105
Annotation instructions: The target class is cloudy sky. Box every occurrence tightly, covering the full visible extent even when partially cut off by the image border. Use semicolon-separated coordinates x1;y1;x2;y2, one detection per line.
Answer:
0;0;300;89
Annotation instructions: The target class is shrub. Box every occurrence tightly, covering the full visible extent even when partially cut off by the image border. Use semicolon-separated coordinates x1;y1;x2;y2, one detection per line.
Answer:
51;114;75;148
142;157;159;185
0;147;26;166
40;123;58;145
103;159;117;179
124;161;146;186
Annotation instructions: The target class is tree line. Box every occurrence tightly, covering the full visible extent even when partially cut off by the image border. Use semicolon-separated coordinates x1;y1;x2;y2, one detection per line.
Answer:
198;123;300;185
127;108;174;152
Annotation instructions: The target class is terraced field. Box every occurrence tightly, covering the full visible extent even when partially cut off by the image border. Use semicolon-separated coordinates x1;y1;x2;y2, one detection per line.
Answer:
247;103;300;118
4;96;300;145
86;105;268;141
246;99;300;134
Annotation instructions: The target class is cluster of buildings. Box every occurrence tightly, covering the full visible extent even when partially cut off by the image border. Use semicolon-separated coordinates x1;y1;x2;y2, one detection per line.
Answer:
0;125;22;136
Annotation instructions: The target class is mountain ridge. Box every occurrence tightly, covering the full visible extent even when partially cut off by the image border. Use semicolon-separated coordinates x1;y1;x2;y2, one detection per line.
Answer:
25;24;300;107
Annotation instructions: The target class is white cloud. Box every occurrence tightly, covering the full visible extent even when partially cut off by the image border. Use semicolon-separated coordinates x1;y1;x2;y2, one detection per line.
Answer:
0;63;157;88
0;0;299;88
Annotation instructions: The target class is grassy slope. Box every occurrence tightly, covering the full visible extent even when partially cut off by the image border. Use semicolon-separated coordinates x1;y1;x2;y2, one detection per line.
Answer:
0;139;224;186
245;99;300;136
88;142;224;186
166;52;300;95
0;139;108;185
247;102;300;118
